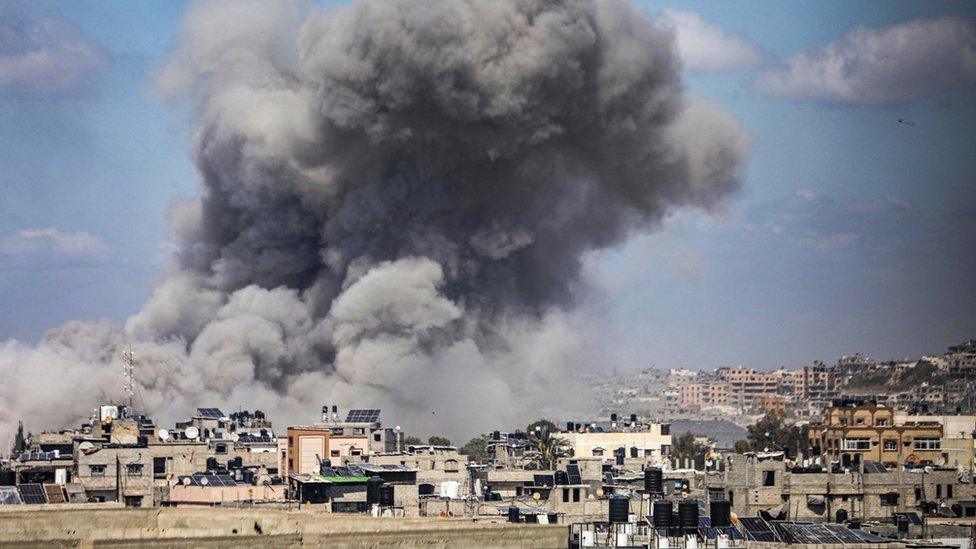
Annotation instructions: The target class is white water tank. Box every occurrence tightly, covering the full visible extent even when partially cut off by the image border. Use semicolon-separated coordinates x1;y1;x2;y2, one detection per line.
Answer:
581;530;595;547
615;532;630;546
439;481;459;499
685;534;699;549
717;533;732;549
656;538;670;549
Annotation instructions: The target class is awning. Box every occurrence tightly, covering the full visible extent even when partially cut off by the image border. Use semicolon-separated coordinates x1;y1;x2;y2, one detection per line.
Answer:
760;504;786;520
806;495;826;506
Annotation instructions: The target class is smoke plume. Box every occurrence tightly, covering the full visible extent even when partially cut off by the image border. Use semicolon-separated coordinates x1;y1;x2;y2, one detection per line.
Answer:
0;0;748;443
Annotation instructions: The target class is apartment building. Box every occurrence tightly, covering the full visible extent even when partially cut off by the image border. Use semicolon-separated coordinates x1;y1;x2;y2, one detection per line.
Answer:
717;368;788;410
677;382;731;409
809;400;945;469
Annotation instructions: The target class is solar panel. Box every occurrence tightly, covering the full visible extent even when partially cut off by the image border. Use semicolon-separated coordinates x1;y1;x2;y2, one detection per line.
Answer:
850;528;889;543
894;512;922;525
0;486;23;505
197;408;224;419
603;472;614;485
213;474;236;487
17;484;46;504
345;465;364;477
43;484;66;504
320;466;336;477
345;409;381;423
863;461;887;473
698;516;711;528
534;474;554;487
738;517;781;543
566;464;582;485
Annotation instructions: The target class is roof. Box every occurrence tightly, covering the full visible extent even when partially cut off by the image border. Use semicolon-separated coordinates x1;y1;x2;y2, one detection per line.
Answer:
289;473;368;484
358;463;417;473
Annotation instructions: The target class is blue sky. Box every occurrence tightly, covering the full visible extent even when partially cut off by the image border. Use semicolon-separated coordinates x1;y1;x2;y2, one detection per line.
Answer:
1;0;974;370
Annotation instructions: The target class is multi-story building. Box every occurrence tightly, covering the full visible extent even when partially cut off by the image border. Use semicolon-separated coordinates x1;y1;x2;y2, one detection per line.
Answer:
717;367;788;410
947;339;976;380
809;400;945;469
557;416;672;464
677;382;731;409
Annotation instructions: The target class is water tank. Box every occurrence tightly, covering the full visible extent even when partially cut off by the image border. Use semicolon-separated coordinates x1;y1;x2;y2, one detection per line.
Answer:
644;468;663;494
610;413;618;422
566;422;575;431
366;477;384;504
710;500;731;528
379;484;395;507
609;497;629;524
679;501;699;530
652;500;673;529
242;470;255;485
835;508;848;523
230;456;243;469
630;413;638;423
206;457;218;471
508;506;520;523
896;515;909;534
492;431;500;441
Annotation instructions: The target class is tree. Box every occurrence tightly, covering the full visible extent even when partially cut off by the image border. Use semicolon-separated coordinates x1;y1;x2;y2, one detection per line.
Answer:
526;419;569;470
671;431;709;470
404;435;422;446
460;435;489;461
732;440;751;454
428;436;452;446
746;411;810;458
11;421;25;458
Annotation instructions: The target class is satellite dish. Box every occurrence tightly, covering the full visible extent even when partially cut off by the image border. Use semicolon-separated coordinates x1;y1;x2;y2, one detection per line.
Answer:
532;491;541;501
78;441;94;451
199;476;209;486
185;426;199;440
103;416;113;424
595;487;605;497
181;477;191;486
158;429;170;441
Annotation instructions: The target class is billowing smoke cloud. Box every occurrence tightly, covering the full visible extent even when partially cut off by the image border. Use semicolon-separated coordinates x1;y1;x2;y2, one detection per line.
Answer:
0;0;747;443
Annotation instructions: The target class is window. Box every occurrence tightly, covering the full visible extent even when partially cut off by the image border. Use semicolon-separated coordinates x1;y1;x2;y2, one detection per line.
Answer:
126;463;144;476
444;459;459;473
215;443;227;454
875;418;887;427
763;471;775;487
661;445;671;456
153;457;166;476
841;438;871;450
880;492;899;506
374;433;382;442
947;484;953;498
661;424;670;436
883;439;897;451
562;488;570;502
630;447;639;458
89;464;106;476
592;448;604;457
914;438;941;450
936;484;942;498
572;488;580;502
331;450;340;457
353;428;365;435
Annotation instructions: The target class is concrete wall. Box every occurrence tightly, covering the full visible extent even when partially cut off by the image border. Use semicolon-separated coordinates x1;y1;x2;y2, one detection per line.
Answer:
0;507;565;548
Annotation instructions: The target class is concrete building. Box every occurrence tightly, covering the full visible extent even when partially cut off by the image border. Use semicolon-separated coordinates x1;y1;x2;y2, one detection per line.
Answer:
557;418;672;464
286;426;330;476
809;400;946;469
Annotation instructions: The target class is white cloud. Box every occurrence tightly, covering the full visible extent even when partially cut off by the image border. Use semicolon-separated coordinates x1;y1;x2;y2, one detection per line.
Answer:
0;4;108;95
0;227;113;267
660;10;764;72
758;16;976;105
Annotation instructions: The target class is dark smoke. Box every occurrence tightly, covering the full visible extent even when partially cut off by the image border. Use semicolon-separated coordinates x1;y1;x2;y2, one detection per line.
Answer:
0;0;748;442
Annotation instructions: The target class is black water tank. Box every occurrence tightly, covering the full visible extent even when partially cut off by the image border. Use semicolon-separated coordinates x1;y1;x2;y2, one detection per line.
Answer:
508;506;520;523
206;457;218;471
492;431;500;441
644;468;663;494
896;515;909;534
652;500;673;528
616;454;624;466
555;470;569;485
630;413;638;423
379;484;395;507
566;422;575;431
609;497;629;524
836;508;848;523
366;477;384;504
242;470;255;485
679;501;699;530
610;413;618;422
230;456;243;469
710;500;731;528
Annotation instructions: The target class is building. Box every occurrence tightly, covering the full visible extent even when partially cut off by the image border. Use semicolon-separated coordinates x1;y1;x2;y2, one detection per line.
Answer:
716;367;788;410
286;426;330;476
809;400;945;469
558;416;672;464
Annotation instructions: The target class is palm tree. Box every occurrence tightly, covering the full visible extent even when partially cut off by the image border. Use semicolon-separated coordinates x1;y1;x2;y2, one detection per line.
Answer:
528;424;570;470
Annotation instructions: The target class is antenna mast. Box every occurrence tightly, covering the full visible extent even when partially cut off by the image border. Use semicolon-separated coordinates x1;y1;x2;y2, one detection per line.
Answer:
121;346;135;410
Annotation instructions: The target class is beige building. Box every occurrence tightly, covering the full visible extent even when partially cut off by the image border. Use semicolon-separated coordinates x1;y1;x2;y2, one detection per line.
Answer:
286;426;330;476
809;401;945;469
558;422;672;463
